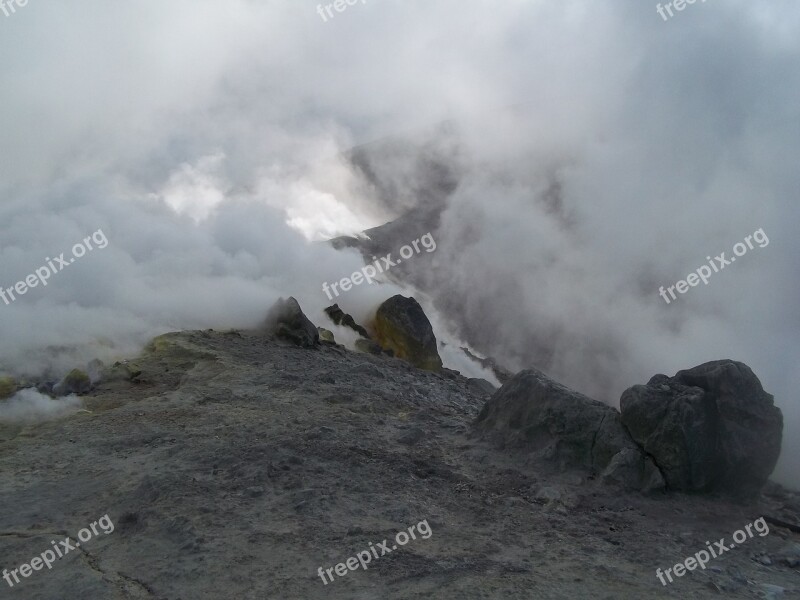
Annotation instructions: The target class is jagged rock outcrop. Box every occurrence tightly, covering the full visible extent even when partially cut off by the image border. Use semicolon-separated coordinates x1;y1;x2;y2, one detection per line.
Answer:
620;360;783;497
374;295;443;372
262;297;319;348
476;368;663;491
53;369;92;396
462;347;514;384
324;304;370;339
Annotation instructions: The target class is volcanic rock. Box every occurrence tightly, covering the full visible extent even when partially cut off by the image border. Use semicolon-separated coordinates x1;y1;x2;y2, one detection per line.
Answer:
462;347;514;384
324;304;370;339
53;368;92;396
467;378;497;396
262;297;319;348
0;329;796;599
317;327;336;343
476;368;662;491
620;360;782;496
374;295;443;372
0;376;18;399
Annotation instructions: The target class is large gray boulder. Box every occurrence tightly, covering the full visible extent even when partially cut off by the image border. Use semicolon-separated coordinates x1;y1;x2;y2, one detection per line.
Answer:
262;297;319;348
476;369;663;491
620;360;783;496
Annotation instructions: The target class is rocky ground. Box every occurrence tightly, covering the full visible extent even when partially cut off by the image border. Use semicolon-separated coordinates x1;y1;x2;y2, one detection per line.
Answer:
0;329;798;599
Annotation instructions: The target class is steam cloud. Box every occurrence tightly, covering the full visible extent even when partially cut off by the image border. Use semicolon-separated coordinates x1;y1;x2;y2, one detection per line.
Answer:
0;389;82;424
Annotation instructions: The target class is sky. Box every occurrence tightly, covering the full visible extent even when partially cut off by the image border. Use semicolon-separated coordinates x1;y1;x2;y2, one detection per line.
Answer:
0;0;797;484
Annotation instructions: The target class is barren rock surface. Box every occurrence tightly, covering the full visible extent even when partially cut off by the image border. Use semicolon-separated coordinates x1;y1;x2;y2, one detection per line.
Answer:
0;330;797;599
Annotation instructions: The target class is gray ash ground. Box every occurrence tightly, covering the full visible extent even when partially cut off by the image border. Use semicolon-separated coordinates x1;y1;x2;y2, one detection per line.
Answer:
0;329;797;599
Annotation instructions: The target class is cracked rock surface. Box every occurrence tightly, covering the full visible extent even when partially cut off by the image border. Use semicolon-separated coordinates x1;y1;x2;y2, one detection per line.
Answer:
475;368;661;491
621;360;783;496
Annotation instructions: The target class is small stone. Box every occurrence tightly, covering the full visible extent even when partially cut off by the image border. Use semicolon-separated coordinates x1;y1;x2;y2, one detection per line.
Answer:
676;532;695;544
317;328;336;343
759;584;785;600
776;542;800;567
246;486;265;497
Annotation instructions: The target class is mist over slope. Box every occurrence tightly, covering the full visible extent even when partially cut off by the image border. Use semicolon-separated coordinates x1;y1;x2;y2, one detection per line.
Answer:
0;0;797;485
333;127;799;487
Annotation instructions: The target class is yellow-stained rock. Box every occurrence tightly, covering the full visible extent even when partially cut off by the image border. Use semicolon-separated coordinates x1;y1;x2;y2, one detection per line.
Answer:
0;376;18;399
374;295;442;372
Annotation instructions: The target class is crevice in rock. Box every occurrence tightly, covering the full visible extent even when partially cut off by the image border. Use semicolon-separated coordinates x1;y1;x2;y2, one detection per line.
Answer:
589;412;607;472
117;572;157;599
76;546;155;599
618;419;669;489
641;448;669;489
